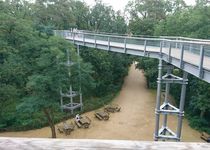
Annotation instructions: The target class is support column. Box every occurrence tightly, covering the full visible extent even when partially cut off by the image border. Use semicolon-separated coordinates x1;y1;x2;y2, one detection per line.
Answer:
154;59;163;141
154;62;188;141
162;72;170;132
77;45;83;111
60;91;63;112
70;85;73;114
176;71;188;141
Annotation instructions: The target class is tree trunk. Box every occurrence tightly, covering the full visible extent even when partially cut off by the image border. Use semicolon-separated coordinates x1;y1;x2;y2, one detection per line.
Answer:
43;108;56;138
200;109;205;119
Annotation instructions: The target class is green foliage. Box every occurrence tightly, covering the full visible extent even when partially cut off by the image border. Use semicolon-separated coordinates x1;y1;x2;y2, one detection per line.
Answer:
126;0;186;35
188;116;210;134
80;48;131;96
136;58;158;88
89;0;127;33
0;0;131;132
154;5;210;38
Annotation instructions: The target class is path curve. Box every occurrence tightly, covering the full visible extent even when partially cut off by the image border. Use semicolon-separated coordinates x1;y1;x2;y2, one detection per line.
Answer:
0;64;203;142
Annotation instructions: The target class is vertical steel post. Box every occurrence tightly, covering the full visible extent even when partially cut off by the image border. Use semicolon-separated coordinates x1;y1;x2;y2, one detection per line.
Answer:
160;42;163;58
60;90;63;112
176;71;188;141
77;45;83;111
199;45;204;78
70;85;73;114
124;38;127;53
80;92;83;111
83;33;85;45
108;37;110;51
73;32;75;44
168;43;172;63
154;59;163;141
163;69;171;131
94;34;96;48
180;44;184;69
144;40;147;56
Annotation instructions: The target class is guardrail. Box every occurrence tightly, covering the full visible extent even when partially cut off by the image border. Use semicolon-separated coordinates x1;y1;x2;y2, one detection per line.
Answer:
54;30;210;56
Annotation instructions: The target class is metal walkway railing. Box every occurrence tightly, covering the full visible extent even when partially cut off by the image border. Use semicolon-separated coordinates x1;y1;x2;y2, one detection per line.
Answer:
54;30;210;83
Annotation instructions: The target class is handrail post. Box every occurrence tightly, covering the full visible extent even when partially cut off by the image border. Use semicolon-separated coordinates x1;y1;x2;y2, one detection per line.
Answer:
108;37;110;51
199;45;204;78
124;38;127;53
160;41;163;58
83;33;85;46
168;43;172;63
180;44;184;69
144;40;147;56
73;32;75;44
94;34;97;48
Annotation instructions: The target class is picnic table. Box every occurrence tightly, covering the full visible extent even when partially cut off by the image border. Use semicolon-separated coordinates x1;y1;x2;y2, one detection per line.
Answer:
57;122;75;135
95;111;109;120
75;116;91;128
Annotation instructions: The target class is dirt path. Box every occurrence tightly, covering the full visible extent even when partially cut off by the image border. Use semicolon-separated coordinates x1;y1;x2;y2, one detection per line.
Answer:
0;64;203;142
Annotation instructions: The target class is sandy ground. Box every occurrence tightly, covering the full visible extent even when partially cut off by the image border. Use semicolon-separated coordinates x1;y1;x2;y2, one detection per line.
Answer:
0;64;203;142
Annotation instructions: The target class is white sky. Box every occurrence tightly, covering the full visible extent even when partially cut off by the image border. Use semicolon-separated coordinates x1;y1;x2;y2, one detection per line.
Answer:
84;0;196;11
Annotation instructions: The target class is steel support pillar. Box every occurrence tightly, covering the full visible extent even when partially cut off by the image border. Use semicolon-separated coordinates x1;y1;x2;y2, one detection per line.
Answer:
154;60;188;141
154;59;163;141
77;45;83;111
70;85;73;114
176;71;188;141
162;69;171;134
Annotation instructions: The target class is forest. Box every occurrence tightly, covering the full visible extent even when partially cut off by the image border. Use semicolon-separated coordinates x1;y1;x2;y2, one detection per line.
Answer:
0;0;210;138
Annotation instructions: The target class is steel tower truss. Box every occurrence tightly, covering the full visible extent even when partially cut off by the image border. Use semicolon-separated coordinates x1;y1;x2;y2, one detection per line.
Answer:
60;45;83;114
154;59;188;141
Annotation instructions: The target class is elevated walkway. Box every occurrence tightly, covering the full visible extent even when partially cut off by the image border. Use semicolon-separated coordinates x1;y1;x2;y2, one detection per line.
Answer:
0;137;209;150
54;30;210;83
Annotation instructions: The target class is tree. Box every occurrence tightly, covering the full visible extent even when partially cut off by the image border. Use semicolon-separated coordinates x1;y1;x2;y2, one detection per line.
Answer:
71;0;90;30
154;4;210;38
189;81;210;119
89;0;115;32
80;48;131;97
33;0;76;29
0;0;130;134
126;0;186;35
109;11;127;34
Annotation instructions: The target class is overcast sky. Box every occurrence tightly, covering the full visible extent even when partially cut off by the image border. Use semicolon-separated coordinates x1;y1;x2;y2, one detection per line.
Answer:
84;0;196;11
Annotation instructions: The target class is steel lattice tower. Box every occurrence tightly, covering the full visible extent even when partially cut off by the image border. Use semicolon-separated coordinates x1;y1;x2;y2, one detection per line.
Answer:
154;59;188;141
60;45;83;114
